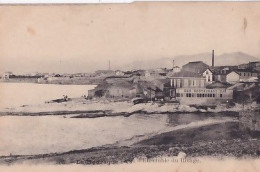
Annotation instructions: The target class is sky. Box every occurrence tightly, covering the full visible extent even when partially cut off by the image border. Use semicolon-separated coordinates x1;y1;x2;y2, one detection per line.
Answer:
0;2;260;74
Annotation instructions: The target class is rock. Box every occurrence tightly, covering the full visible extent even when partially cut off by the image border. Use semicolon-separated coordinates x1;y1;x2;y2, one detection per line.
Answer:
177;151;186;158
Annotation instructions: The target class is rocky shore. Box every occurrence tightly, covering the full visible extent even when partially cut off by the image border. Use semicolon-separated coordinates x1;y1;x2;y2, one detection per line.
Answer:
0;98;245;118
0;122;258;165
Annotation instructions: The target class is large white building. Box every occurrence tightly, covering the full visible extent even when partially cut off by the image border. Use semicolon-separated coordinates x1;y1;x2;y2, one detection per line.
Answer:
168;70;233;105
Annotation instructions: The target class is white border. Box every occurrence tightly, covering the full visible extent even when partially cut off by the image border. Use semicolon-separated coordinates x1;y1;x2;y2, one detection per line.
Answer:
0;0;259;5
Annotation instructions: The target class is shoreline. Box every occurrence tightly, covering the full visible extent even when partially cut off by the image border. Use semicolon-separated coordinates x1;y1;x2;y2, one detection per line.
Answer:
0;121;258;165
0;98;243;117
0;109;239;118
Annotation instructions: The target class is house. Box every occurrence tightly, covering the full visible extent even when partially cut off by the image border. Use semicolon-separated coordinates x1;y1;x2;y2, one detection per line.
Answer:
1;72;13;80
169;71;206;88
88;82;137;100
136;81;164;100
115;70;124;76
235;69;258;81
226;71;240;84
172;66;181;73
106;83;137;99
88;83;110;99
168;70;233;105
202;66;239;84
248;61;260;69
238;61;260;70
238;63;249;69
104;76;133;84
94;70;115;77
203;69;214;84
182;61;209;74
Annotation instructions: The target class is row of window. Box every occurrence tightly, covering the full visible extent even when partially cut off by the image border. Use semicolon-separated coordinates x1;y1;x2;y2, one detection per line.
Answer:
176;93;223;98
172;79;205;88
238;72;256;77
183;89;226;93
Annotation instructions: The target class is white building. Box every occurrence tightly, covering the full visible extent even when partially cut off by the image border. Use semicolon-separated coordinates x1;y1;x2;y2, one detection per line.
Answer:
203;69;213;84
1;72;13;80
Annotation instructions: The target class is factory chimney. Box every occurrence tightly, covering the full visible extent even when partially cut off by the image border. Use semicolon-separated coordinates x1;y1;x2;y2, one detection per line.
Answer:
172;60;175;69
212;50;215;67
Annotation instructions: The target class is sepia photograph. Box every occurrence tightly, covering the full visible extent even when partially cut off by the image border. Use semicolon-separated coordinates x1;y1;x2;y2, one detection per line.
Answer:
0;2;259;171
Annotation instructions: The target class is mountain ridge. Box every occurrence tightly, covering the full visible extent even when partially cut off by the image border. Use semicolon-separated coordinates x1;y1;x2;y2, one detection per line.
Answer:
116;52;259;71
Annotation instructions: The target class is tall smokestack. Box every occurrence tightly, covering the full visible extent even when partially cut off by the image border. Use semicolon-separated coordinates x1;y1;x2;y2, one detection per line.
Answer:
172;60;175;69
212;50;214;67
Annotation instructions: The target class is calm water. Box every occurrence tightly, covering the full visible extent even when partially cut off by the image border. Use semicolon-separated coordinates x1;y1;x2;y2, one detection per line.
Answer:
0;83;96;109
0;113;231;156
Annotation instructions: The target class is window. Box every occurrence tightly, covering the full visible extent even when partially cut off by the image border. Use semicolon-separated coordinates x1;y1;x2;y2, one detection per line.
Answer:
213;94;216;97
176;93;180;97
188;79;191;87
197;94;200;97
220;94;222;98
186;93;192;97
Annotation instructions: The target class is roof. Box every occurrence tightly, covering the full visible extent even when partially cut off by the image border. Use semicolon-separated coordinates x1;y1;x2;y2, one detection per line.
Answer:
168;70;203;78
205;66;239;75
154;79;170;84
108;84;136;90
137;81;159;91
249;61;260;64
235;69;258;73
105;76;130;79
182;61;209;68
206;81;232;89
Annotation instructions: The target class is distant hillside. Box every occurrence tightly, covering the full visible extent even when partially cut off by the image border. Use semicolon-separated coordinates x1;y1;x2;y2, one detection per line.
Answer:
118;52;259;71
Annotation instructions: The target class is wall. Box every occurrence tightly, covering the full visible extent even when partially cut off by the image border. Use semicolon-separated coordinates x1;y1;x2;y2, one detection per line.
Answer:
107;86;136;99
214;74;226;82
226;72;240;84
175;88;233;105
237;72;258;80
171;78;206;88
203;69;213;84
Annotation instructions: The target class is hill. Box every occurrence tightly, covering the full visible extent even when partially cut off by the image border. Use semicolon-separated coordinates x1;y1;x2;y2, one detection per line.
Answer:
118;52;259;71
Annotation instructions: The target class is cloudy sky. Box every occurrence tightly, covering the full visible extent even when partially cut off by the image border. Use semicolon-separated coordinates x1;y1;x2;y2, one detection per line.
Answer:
0;2;260;74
